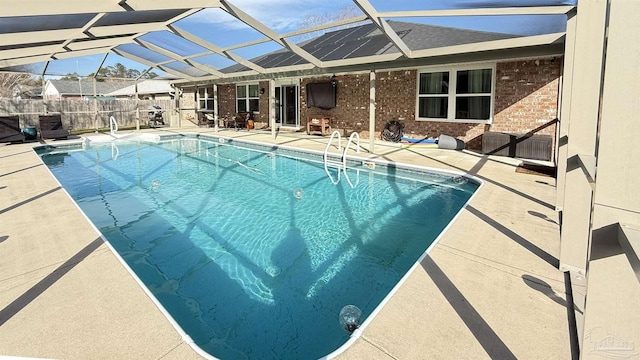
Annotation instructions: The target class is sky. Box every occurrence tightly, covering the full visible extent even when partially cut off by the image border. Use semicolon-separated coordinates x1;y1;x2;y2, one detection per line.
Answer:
38;0;577;79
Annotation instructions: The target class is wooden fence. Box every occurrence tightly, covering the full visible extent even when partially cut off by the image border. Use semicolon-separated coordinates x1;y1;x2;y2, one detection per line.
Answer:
0;99;175;130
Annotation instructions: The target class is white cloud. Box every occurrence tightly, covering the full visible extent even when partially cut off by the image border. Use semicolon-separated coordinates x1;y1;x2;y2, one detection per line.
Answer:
184;0;354;32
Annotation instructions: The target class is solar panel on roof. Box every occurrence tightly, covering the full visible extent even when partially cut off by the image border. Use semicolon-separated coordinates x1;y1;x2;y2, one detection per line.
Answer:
0;41;64;52
321;43;361;61
306;44;337;61
350;36;392;58
280;54;307;67
0;14;96;33
255;52;289;67
218;20;522;74
329;25;372;45
276;53;305;67
95;9;186;27
313;44;348;60
301;32;340;50
221;64;250;73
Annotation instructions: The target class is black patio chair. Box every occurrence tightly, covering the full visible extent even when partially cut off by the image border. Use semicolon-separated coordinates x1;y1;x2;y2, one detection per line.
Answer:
38;114;69;140
0;116;25;143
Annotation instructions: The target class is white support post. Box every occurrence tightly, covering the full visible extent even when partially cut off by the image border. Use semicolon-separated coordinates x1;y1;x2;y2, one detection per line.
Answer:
135;80;140;131
369;71;376;153
213;84;219;131
270;79;276;139
92;78;98;131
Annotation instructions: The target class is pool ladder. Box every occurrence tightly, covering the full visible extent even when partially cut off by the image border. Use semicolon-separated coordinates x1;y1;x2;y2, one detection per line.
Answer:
109;115;119;135
323;130;360;187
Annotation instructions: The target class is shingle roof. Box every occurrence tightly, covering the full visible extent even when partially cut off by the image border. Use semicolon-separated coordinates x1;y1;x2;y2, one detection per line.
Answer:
48;80;131;96
105;79;173;96
220;21;519;73
379;21;519;53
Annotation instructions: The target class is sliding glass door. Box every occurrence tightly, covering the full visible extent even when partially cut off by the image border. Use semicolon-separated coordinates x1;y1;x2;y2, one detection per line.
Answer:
276;85;299;128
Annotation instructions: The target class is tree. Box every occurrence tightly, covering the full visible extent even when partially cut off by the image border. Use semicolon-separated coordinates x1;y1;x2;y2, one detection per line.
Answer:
0;72;37;98
60;72;80;81
126;68;141;79
108;63;128;78
295;5;362;41
87;63;159;81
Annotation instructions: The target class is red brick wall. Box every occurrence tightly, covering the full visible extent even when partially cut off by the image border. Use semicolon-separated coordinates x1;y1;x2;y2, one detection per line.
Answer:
384;68;486;142
374;70;416;139
214;81;270;127
257;80;269;126
180;88;197;123
487;59;560;151
300;74;370;135
368;59;561;152
217;84;236;120
213;58;561;154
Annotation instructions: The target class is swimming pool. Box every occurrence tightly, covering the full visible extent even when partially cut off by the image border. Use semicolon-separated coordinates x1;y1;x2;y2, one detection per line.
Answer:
36;135;479;359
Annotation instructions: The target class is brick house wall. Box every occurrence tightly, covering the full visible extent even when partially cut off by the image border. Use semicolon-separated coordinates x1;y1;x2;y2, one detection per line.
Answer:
300;75;370;135
375;70;417;138
217;84;236;121
488;59;560;152
212;58;561;155
180;88;197;123
257;80;270;126
298;59;560;152
215;81;270;127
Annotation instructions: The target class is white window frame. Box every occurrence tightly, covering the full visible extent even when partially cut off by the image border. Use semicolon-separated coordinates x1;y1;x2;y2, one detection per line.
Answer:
236;83;260;113
197;86;215;110
416;63;496;124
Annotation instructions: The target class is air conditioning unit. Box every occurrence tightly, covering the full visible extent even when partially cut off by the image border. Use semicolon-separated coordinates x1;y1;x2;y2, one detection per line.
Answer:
482;132;552;161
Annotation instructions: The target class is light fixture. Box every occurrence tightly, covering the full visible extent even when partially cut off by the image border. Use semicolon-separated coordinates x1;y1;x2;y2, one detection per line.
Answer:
259;87;265;95
330;75;337;87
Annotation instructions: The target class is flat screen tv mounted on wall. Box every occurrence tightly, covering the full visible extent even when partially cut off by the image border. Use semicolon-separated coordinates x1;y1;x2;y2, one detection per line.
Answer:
306;82;336;110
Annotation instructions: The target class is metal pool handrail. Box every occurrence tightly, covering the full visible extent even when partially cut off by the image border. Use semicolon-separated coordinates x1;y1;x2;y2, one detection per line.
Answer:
323;130;343;184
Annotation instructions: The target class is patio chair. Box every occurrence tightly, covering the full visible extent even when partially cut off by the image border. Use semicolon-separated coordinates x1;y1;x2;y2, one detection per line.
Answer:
223;112;249;130
233;112;248;130
0;115;25;143
205;113;216;127
38;114;69;140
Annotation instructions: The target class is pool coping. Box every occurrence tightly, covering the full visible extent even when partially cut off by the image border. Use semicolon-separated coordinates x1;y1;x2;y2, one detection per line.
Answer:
0;127;569;360
33;132;484;359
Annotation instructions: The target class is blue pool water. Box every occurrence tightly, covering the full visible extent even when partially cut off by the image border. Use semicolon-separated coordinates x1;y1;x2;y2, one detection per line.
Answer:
37;135;478;360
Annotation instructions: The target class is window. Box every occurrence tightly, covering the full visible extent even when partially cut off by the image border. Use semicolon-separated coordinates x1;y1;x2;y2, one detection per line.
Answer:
198;87;214;110
237;84;259;113
417;65;494;122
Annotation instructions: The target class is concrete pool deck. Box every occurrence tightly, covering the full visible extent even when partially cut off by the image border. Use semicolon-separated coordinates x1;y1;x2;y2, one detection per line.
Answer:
0;127;571;359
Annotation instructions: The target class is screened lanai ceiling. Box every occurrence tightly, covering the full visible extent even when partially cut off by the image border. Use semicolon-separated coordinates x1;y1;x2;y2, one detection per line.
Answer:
0;0;577;84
